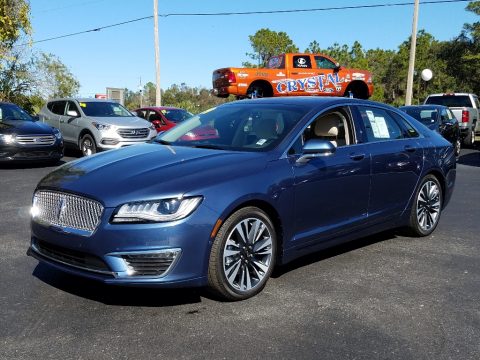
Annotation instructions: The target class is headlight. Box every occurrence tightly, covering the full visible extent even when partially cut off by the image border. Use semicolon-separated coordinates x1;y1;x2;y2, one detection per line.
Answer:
111;196;202;223
149;124;156;131
53;128;62;139
0;134;15;144
92;122;111;131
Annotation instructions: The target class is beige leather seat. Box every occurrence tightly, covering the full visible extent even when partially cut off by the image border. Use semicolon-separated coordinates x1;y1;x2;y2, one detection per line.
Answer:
314;113;340;147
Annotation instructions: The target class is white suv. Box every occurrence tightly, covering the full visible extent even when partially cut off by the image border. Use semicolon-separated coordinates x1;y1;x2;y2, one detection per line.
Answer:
39;98;157;156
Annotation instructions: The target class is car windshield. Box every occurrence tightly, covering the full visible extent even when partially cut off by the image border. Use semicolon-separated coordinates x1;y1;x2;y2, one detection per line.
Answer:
155;103;308;152
79;101;133;117
403;108;438;125
425;95;472;107
163;109;193;123
0;103;34;122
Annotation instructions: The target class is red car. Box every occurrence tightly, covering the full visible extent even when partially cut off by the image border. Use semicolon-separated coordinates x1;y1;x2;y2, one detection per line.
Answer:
134;106;193;132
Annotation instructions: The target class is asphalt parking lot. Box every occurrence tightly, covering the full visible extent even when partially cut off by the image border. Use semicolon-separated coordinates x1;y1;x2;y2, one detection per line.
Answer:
1;148;479;360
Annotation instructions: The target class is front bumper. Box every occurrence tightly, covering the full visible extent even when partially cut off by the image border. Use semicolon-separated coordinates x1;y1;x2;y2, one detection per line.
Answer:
28;204;219;288
96;131;157;151
0;141;63;162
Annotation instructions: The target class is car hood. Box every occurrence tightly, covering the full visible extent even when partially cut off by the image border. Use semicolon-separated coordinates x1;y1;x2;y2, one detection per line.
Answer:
0;120;55;135
86;116;151;128
37;143;268;207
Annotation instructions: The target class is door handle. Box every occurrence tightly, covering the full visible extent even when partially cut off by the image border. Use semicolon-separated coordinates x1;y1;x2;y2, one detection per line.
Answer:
59;120;65;123
404;145;416;153
349;153;365;161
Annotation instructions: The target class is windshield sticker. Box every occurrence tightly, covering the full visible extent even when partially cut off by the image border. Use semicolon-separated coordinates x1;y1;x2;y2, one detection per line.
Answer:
369;115;390;138
79;102;86;108
256;139;267;146
161;110;167;114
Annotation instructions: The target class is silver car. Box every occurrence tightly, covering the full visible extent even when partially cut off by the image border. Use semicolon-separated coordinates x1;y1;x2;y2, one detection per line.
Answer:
39;98;157;156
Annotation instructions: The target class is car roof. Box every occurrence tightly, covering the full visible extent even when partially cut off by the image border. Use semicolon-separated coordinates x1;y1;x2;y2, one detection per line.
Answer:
220;96;394;112
136;106;184;111
47;98;121;103
400;105;448;110
426;93;474;97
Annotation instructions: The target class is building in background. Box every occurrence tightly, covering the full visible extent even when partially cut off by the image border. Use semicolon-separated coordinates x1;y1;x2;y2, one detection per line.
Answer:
106;87;125;105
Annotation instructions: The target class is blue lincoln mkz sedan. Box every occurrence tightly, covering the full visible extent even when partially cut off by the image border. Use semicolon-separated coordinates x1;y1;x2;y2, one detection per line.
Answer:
28;97;456;300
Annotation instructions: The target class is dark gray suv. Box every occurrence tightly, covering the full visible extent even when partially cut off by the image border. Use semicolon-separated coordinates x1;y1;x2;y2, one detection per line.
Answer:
39;98;156;156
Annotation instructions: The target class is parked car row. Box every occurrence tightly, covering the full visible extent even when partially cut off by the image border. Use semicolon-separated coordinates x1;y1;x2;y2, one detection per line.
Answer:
2;92;476;166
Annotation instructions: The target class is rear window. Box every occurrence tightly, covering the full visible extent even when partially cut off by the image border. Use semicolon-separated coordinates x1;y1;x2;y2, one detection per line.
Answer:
425;95;473;107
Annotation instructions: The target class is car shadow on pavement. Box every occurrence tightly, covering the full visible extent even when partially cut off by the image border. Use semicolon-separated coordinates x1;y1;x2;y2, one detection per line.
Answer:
272;229;398;278
457;151;480;167
32;263;204;307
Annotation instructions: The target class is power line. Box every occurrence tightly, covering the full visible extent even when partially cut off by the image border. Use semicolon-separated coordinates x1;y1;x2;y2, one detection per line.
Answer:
19;0;471;46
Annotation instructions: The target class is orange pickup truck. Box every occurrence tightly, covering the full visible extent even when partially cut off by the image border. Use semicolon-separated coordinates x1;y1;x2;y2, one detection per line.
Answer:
212;53;374;99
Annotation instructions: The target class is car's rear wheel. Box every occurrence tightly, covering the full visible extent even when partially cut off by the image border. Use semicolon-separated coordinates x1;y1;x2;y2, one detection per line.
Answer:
408;174;442;237
208;207;276;301
464;126;475;147
80;134;97;157
246;83;271;98
454;138;461;156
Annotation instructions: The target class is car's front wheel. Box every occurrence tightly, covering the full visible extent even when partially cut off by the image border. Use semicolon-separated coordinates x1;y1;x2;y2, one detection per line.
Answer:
408;174;442;236
80;134;97;157
208;207;276;301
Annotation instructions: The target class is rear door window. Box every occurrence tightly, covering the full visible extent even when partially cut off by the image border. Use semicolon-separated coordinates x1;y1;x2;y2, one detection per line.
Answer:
293;55;312;69
356;106;405;142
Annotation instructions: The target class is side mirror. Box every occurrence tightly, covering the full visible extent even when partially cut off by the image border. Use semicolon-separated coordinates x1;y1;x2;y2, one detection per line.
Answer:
334;63;341;72
296;139;336;164
152;120;162;128
67;110;79;117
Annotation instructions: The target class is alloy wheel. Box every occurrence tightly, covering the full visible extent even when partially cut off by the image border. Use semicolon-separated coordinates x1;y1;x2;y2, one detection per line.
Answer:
222;217;273;292
416;180;441;231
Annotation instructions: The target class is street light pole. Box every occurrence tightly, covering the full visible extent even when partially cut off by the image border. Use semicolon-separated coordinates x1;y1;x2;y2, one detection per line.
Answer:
153;0;161;106
405;0;419;105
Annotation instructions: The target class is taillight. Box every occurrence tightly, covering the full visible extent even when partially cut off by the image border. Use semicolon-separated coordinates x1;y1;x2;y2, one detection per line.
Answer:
226;71;236;83
462;110;469;123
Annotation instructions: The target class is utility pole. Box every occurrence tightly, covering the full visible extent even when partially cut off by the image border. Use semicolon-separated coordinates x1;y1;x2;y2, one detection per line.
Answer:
153;0;161;106
405;0;419;106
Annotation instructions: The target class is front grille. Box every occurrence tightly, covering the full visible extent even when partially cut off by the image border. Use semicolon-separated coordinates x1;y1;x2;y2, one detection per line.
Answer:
121;250;180;277
16;134;56;146
32;190;103;236
33;239;112;274
117;128;149;139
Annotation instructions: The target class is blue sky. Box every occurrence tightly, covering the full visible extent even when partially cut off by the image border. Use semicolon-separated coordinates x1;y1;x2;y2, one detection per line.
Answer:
29;0;476;97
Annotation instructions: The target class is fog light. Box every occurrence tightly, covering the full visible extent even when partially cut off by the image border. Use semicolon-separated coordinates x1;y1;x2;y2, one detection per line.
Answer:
101;138;119;145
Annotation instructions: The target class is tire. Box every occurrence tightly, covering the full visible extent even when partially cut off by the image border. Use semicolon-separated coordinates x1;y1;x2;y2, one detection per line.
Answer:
463;126;475;148
246;84;270;99
207;207;277;301
80;134;97;157
454;138;461;157
407;174;442;237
